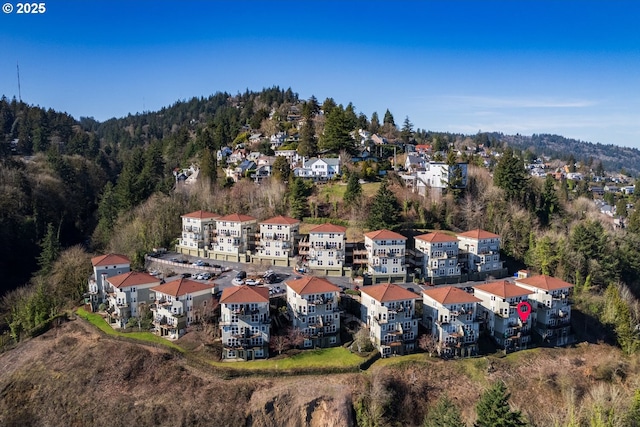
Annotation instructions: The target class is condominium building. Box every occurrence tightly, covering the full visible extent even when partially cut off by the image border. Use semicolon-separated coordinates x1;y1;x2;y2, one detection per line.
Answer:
360;283;419;357
473;281;533;352
150;279;215;339
211;213;258;262
220;285;270;361
422;286;482;357
414;232;461;281
363;229;407;284
87;253;131;309
457;229;504;275
285;276;341;348
254;215;301;267
515;274;574;346
177;210;220;256
104;272;160;328
304;223;346;276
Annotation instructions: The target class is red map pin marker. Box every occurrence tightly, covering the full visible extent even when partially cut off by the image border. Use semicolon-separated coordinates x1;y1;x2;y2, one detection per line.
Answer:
516;301;532;323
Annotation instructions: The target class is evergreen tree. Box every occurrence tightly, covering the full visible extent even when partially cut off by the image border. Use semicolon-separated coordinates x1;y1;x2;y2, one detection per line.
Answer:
343;173;363;207
400;116;414;144
475;382;527;427
37;222;60;275
200;148;217;185
297;116;317;158
538;174;560;225
616;198;628;218
366;179;400;230
320;106;354;153
272;156;291;182
94;181;119;247
288;177;309;219
369;111;380;134
383;109;395;126
493;147;529;202
321;97;337;115
423;395;464;427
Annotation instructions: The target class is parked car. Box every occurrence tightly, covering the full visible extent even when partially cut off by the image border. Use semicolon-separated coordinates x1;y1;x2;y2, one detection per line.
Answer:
181;273;192;278
232;277;244;285
201;273;211;280
193;260;205;266
212;264;222;269
236;271;247;279
245;279;258;286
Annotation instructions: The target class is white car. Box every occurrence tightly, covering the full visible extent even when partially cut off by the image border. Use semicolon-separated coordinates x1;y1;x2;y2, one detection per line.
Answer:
232;277;244;285
245;279;258;286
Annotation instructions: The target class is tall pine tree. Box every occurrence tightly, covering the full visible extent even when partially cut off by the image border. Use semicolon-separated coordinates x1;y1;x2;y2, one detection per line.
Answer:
37;222;60;275
288;177;309;219
343;173;363;207
475;382;527;427
423;395;464;427
366;179;400;230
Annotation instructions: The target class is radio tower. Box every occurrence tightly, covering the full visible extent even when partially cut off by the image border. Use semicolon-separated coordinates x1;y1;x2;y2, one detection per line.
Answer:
17;62;22;102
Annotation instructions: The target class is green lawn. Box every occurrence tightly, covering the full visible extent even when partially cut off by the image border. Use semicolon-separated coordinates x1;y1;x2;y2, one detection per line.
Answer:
318;182;381;203
76;307;184;352
372;353;432;368
210;346;365;371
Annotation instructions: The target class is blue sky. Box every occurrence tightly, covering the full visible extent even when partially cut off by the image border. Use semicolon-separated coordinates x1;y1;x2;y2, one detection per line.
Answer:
1;1;640;148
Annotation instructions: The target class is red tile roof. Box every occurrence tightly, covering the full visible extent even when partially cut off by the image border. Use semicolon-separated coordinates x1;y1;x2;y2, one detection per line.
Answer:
309;223;347;233
364;229;407;241
457;229;500;240
286;276;340;295
91;253;130;267
217;213;257;223
150;279;214;297
423;286;481;304
220;285;269;303
260;215;301;225
516;275;574;291
360;283;418;302
415;232;458;243
181;210;220;219
106;272;160;289
473;281;531;299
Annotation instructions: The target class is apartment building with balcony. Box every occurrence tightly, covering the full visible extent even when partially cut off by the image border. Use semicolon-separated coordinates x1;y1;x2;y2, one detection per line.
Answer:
457;229;505;277
220;285;270;361
254;215;301;267
104;272;160;328
473;281;533;352
211;213;258;262
363;229;407;284
515;274;574;346
302;223;346;276
87;253;131;310
422;287;482;357
414;232;461;282
176;210;220;256
285;276;341;348
150;279;214;339
360;283;419;357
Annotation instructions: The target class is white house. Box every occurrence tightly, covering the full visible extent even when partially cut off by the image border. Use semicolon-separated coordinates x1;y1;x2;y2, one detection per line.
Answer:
88;254;131;309
515;274;574;346
360;283;419;357
363;229;407;283
473;281;533;352
404;154;426;172
456;229;504;275
305;223;346;276
422;286;482;357
414;232;461;281
177;210;220;256
285;276;341;348
211;213;258;261
220;285;270;361
150;279;215;340
294;157;341;180
104;272;160;328
255;215;300;266
415;162;468;193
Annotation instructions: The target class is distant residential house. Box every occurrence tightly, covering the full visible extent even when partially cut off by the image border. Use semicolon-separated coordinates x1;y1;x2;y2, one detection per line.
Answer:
415;144;432;155
566;172;583;181
226;160;257;182
228;149;247;164
150;279;215;339
371;134;388;145
415;162;468;195
177;210;220;255
414;232;461;281
217;146;232;162
255;215;300;266
422;286;482;357
456;229;504;276
220;285;270;360
88;254;131;309
285;276;341;348
274;149;301;165
515;274;574;347
360;283;419;357
104;272;160;328
604;185;620;193
363;229;407;283
590;186;605;196
621;185;635;195
473;281;533;352
293;157;341;180
270;132;287;149
404;154;426;172
211;214;258;262
249;133;263;144
252;164;272;183
301;223;346;276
